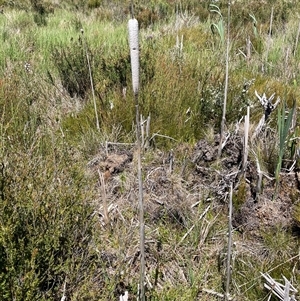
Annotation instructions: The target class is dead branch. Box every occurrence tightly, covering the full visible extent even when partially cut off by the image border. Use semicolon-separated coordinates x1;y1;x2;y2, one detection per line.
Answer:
252;90;280;139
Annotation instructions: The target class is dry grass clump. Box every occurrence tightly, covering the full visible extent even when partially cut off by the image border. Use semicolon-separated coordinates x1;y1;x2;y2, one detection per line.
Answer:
86;144;228;299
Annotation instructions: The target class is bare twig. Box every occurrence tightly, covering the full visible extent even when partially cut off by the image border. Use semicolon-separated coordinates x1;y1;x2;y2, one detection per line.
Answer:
119;291;129;301
203;288;234;300
168;149;174;173
97;169;110;227
150;133;177;142
255;153;263;197
246;35;251;63
225;183;233;301
60;280;67;301
261;273;298;301
128;14;145;301
140;114;151;151
141;114;145;150
81;28;100;131
222;133;231;150
176;205;210;247
264;6;274;71
218;0;231;158
252;90;280;139
145;115;151;150
294;19;300;57
135;94;145;301
243;106;250;175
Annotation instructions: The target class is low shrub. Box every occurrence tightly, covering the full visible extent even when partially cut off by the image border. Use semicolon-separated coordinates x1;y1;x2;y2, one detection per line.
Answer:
51;35;93;99
0;140;99;300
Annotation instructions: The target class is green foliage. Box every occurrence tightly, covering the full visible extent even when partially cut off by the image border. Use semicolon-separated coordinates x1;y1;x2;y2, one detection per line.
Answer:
30;0;53;26
51;35;93;99
288;126;300;168
61;102;102;145
233;179;247;211
0;139;100;299
87;0;102;9
292;201;300;227
275;100;295;186
136;5;159;29
0;51;102;300
210;4;225;48
33;12;47;26
228;0;296;29
97;48;130;92
258;229;298;290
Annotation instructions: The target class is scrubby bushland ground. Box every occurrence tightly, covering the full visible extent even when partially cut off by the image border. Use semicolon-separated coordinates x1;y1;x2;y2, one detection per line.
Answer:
0;0;300;300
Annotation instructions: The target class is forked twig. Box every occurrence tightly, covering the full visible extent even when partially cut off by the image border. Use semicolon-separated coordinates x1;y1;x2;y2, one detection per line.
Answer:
252;90;280;139
261;272;298;301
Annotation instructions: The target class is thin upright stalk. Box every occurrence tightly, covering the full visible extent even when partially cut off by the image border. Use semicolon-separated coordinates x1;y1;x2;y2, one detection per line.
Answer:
264;6;274;70
128;14;145;300
81;29;100;131
218;1;231;158
243;106;250;175
130;0;134;19
135;93;145;301
294;19;300;57
225;183;233;301
97;169;110;228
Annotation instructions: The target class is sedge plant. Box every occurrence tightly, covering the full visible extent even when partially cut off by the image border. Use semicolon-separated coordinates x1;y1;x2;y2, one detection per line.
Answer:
128;14;145;301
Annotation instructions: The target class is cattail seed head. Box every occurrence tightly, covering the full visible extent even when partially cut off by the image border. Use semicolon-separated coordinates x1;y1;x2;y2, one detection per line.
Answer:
128;18;139;95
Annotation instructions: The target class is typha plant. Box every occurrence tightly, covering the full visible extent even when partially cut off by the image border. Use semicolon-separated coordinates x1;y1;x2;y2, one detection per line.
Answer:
210;4;225;48
128;13;145;301
275;100;295;191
